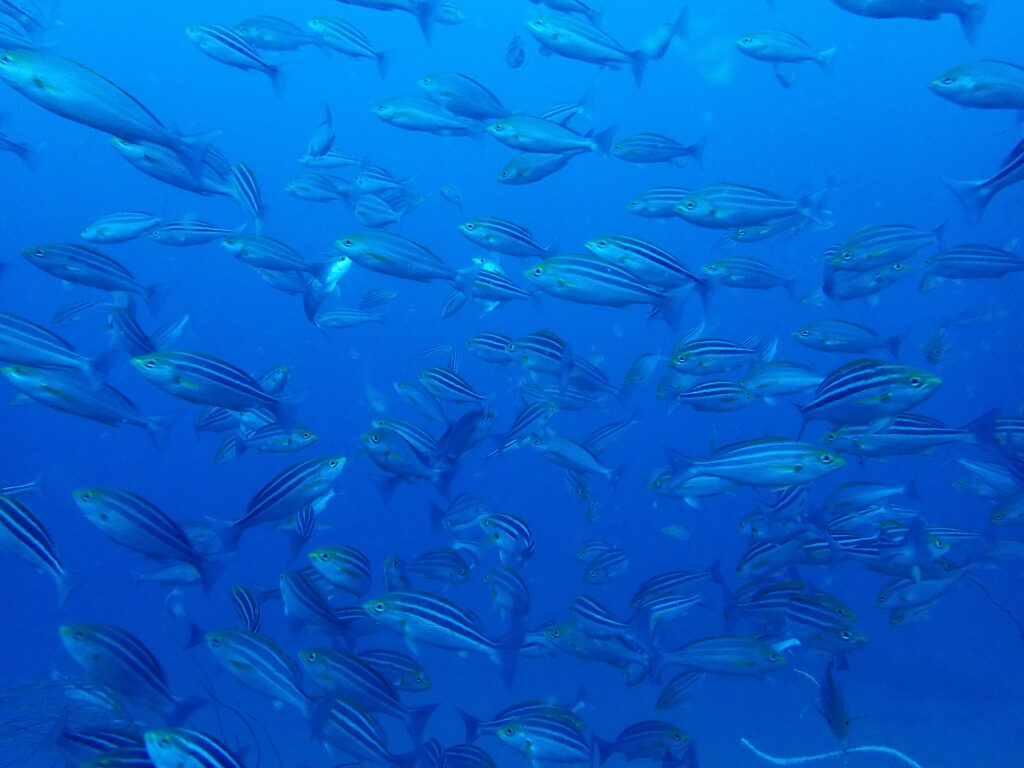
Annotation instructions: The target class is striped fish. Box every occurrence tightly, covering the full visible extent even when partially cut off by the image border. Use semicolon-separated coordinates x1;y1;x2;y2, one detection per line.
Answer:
204;629;309;713
458;216;550;258
478;513;535;565
466;331;516;366
568;594;634;639
298;647;436;739
630;564;722;608
220;235;322;276
444;744;497;768
22;243;160;309
230;585;262;632
234;15;317;50
419;366;490;404
484;566;531;620
670;336;772;376
81;211;162;243
701;256;796;293
823;259;912;301
363;590;519;684
799;358;941;425
307;17;390;78
281;569;358;638
499;150;579;184
336;231;467;287
371;418;438;459
659;635;787;678
60;624;198;722
312;695;415;768
675;183;830;229
144;728;244;768
676;380;753;412
685;438;845;487
595;720;691;764
495;713;594;764
583;547;629;583
525;254;676;316
628;186;691;218
0;310;102;378
359;649;431;692
0;494;73;605
308;546;373;596
226;456;345;547
131;350;285;413
72;488;210;583
584;234;706;290
185;24;283;93
149;219;237;246
656;672;706;710
509;329;572;376
826;223;942;271
612;131;704;165
921;243;1024;290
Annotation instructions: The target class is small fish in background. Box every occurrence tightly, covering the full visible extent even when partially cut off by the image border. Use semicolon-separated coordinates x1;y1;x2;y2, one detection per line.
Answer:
440;185;463;210
306;17;392;79
736;30;835;87
944;136;1024;223
505;33;525;69
0;113;38;167
185;24;285;95
920;324;953;364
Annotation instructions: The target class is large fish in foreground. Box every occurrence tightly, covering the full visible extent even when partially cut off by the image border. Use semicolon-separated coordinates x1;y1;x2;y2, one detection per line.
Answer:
827;0;989;41
0;49;210;175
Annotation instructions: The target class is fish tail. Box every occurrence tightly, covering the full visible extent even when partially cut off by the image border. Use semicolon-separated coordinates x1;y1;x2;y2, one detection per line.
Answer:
377;50;393;80
56;572;81;611
688;135;707;167
630;50;650;88
415;0;440;42
439;289;469;319
406;702;438;742
887;333;904;360
595;735;615;766
492;625;523;688
172;130;220;183
943;176;990;224
591;123;619;155
458;709;482;742
144;412;179;451
817;47;837;73
268;63;287;98
958;0;989;42
798;185;832;227
962;407;1000;453
168;695;206;726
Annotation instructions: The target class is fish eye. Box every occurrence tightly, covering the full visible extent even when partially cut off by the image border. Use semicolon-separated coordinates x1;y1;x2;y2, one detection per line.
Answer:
302;432;311;439
684;201;696;210
144;359;156;369
840;630;853;641
821;454;834;463
799;329;810;337
158;736;170;748
742;37;750;43
941;76;954;84
841;251;852;260
823;432;836;443
318;552;330;561
532;268;543;276
415;674;424;683
504;727;514;736
493;123;504;132
551;629;561;638
597;240;607;247
909;376;922;387
33;249;43;257
373;602;385;613
209;636;220;646
375;104;386;112
73;630;85;640
305;651;317;661
465;223;474;230
79;492;91;501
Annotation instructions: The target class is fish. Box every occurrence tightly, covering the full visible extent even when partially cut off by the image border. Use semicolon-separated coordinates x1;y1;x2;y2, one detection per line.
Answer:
204;629;309;714
374;96;481;136
419;71;508;119
826;224;943;271
22;242;161;310
308;17;390;77
659;635;787;678
0;310;105;379
506;33;525;68
81;212;162;243
793;319;902;357
60;624;199;722
676;183;830;229
363;590;518;684
595;721;691;765
185;24;283;94
0;494;74;605
1;365;176;446
611;132;704;166
679;438;846;487
920;243;1024;290
828;0;989;42
144;728;244;768
944;136;1024;222
930;60;1024;111
488;114;615;154
736;30;835;87
498;150;580;184
459;217;550;259
798;358;941;425
0;49;211;176
233;15;316;50
525;9;686;87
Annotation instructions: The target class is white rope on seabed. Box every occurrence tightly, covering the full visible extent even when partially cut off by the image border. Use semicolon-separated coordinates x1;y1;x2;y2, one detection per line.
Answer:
741;738;924;768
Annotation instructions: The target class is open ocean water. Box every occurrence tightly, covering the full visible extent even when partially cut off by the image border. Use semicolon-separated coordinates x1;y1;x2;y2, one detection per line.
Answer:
0;1;1022;767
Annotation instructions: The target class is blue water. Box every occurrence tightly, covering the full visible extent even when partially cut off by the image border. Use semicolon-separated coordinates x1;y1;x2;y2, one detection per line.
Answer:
1;0;1023;765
